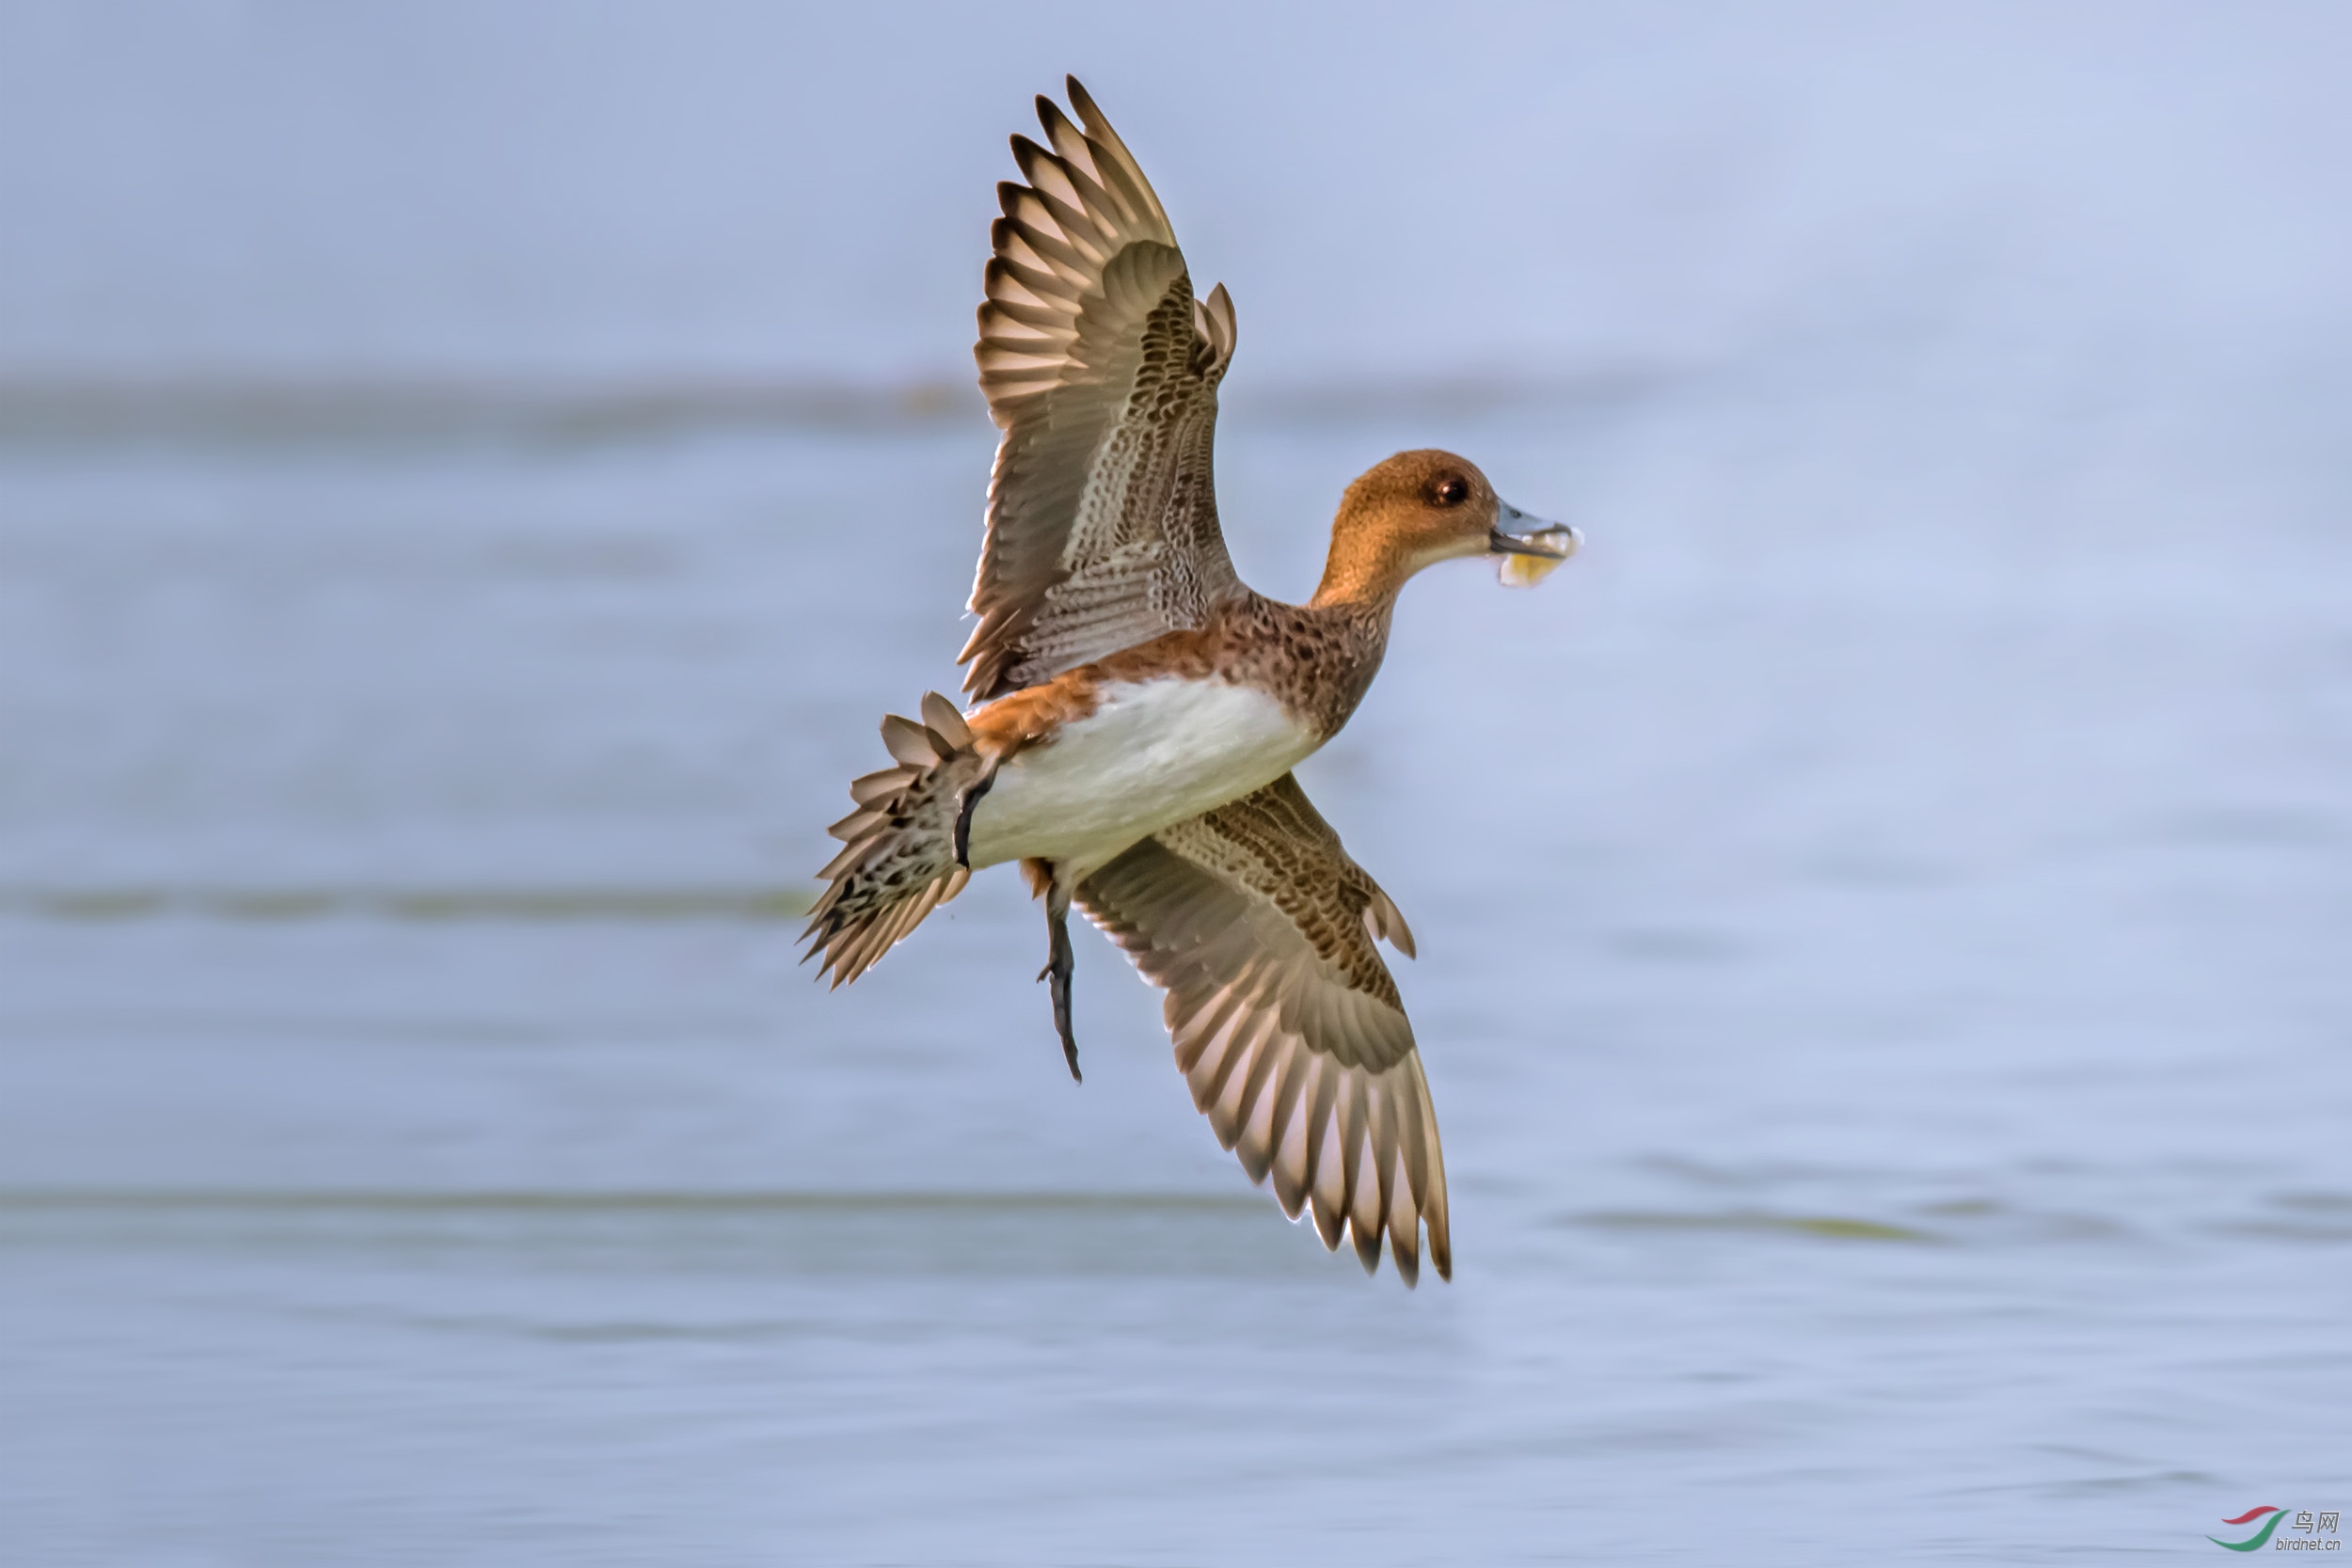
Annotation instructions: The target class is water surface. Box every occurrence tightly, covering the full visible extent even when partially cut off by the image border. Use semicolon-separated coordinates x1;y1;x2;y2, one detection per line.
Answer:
3;8;2350;1564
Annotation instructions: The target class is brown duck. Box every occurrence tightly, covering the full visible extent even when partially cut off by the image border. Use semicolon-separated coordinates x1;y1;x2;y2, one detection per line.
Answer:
804;78;1577;1285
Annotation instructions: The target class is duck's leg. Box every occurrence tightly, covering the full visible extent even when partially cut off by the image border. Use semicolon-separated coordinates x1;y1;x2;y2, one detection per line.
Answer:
1035;867;1081;1083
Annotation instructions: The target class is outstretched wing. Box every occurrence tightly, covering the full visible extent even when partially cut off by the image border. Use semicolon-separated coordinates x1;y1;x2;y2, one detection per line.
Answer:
964;77;1244;702
1075;774;1450;1285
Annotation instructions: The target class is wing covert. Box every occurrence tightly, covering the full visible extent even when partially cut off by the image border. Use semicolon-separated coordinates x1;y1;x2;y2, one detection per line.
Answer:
1075;774;1450;1284
965;77;1244;701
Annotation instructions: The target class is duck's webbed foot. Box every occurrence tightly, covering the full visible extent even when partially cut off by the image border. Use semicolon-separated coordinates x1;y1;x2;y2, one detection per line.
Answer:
1035;873;1080;1083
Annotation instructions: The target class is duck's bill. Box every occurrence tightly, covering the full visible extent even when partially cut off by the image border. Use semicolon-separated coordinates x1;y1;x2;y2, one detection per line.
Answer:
1490;500;1581;587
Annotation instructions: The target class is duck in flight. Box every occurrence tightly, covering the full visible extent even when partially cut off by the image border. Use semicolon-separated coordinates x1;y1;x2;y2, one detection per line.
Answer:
804;78;1576;1285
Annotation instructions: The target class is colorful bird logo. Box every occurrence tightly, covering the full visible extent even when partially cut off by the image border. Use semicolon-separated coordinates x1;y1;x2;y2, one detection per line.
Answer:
2210;1506;2286;1551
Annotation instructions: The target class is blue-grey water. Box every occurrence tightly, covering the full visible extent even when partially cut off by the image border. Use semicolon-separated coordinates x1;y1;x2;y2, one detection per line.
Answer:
3;7;2350;1564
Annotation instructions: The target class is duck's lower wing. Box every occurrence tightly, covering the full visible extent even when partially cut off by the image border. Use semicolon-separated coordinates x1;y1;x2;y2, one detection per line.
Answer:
1074;773;1449;1285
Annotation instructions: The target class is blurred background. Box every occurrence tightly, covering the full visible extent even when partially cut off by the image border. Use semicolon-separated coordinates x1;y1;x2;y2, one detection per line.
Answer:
2;3;2348;1563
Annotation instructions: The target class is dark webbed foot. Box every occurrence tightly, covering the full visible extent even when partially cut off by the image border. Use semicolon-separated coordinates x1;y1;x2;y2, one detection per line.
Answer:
1037;878;1080;1082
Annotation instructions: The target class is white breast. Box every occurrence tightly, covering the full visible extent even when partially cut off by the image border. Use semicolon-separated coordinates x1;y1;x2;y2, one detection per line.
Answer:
964;677;1319;876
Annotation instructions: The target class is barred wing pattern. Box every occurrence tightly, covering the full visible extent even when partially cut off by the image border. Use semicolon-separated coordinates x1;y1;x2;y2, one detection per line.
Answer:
1076;774;1450;1284
964;77;1243;701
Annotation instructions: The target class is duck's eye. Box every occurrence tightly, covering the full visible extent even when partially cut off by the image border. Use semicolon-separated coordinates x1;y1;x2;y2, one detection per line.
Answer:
1433;476;1469;507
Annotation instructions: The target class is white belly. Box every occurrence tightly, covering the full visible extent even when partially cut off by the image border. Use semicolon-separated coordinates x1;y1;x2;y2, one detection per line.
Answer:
965;677;1318;874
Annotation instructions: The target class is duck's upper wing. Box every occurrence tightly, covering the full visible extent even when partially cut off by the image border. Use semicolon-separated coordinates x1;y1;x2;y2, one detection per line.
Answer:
1074;773;1450;1285
963;78;1245;702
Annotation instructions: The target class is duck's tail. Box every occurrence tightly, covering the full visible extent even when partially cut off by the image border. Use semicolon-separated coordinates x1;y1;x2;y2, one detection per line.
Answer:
803;692;994;987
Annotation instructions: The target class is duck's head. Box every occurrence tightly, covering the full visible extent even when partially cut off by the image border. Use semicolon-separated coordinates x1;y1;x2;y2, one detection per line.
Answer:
1311;450;1578;606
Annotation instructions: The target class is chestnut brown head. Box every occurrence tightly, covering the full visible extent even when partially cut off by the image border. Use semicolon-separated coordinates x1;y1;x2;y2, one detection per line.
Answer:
1312;450;1575;605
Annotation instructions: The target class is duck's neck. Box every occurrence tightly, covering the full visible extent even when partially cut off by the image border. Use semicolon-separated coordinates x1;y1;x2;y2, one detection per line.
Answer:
1295;534;1416;722
1222;586;1395;740
1309;527;1417;610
